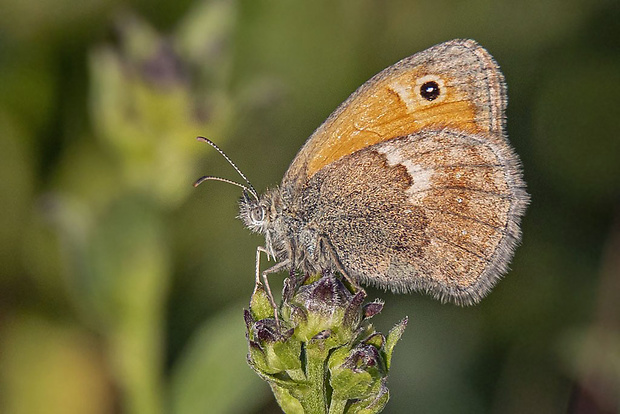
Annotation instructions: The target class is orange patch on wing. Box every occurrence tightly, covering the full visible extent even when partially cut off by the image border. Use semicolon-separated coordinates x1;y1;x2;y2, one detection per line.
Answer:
305;70;480;178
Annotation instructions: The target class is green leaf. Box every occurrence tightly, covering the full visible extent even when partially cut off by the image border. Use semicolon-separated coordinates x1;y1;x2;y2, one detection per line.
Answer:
384;318;408;371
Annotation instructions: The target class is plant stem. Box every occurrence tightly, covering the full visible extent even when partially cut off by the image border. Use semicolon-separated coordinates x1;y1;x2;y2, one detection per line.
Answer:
299;344;329;414
328;393;347;414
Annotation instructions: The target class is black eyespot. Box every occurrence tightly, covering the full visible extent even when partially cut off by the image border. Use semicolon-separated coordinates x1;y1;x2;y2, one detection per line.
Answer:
420;81;440;101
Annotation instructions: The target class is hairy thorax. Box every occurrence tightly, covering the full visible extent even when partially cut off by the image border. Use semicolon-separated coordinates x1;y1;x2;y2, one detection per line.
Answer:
239;186;334;276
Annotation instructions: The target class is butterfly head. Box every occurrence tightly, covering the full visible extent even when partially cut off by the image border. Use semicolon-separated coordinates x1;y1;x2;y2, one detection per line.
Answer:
239;185;286;233
239;190;269;234
239;187;291;265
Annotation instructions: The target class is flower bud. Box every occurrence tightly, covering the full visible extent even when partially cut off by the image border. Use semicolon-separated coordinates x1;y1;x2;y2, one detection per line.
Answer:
245;271;407;413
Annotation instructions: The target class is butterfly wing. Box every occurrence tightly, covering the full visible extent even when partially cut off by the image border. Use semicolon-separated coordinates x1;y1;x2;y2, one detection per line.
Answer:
302;129;528;304
282;39;508;192
281;39;528;304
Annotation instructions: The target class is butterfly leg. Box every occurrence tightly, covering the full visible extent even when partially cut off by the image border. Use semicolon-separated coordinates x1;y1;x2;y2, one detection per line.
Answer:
320;236;363;293
255;246;289;327
255;246;270;286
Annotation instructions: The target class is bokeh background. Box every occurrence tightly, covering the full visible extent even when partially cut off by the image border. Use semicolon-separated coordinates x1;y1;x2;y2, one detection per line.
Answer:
1;0;619;413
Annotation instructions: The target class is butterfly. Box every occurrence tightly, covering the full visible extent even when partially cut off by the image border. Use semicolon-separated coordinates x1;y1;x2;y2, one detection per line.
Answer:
196;39;529;307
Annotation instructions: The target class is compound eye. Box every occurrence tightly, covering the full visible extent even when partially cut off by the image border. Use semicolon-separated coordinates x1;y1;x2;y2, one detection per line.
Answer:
250;206;265;224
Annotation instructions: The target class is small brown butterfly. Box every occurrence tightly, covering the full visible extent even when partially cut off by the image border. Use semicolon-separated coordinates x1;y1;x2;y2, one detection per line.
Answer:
196;39;529;306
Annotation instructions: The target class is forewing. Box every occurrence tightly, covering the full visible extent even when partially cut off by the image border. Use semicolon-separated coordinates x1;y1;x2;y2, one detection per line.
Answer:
282;39;507;191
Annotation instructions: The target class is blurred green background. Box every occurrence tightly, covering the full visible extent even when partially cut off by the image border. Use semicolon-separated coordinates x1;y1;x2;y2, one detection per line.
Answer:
1;0;619;413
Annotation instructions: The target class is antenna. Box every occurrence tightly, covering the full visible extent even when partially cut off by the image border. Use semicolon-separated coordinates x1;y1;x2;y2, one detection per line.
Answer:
193;175;256;195
194;137;259;200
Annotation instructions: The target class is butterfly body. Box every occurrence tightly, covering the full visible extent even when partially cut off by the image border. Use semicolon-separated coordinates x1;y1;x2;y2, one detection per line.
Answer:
234;39;528;305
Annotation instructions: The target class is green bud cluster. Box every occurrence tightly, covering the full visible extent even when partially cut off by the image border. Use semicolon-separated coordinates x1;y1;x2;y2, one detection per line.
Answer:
245;272;407;414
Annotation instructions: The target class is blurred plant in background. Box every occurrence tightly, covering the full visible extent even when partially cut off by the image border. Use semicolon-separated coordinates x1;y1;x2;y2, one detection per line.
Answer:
1;0;273;413
0;0;619;413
